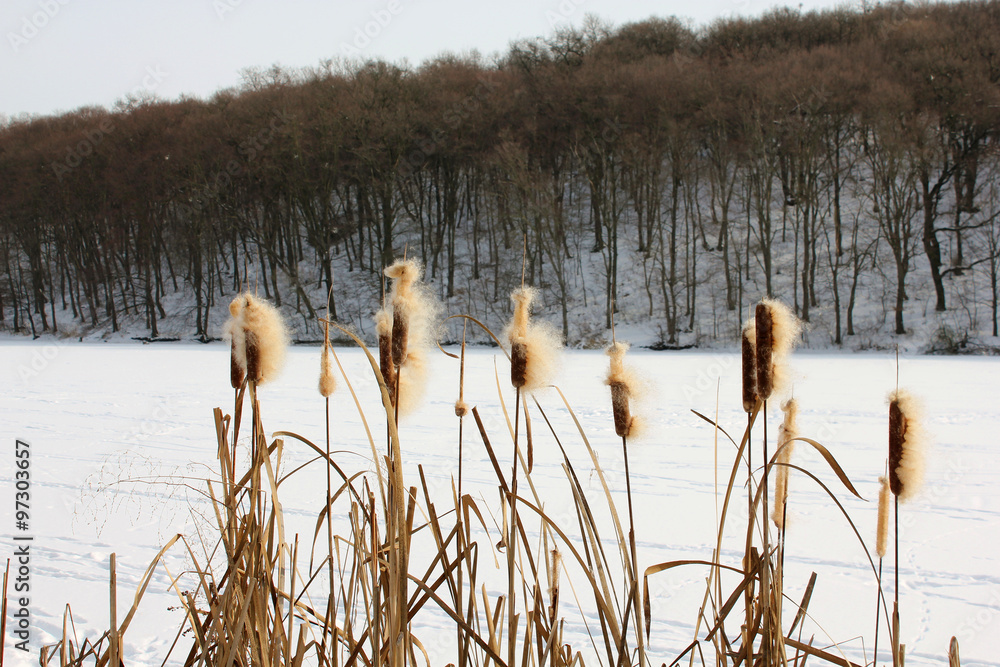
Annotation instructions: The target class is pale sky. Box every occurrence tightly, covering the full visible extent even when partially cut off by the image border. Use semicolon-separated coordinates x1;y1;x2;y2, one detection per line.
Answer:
2;0;858;119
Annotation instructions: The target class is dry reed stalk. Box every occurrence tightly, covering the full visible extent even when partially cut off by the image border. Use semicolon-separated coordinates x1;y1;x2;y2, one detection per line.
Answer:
887;388;926;667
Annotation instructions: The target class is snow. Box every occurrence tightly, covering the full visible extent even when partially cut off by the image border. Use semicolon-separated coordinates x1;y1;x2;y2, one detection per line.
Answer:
1;341;998;666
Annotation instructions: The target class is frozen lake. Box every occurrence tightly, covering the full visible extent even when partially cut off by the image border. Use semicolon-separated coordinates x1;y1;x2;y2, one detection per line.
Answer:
1;340;998;666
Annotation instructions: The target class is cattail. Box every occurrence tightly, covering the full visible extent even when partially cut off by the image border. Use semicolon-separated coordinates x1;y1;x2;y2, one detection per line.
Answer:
606;341;641;438
382;259;437;415
318;323;337;398
755;298;801;401
888;389;926;502
876;475;891;559
741;318;757;412
384;259;419;367
226;298;245;389
771;397;799;529
375;308;396;406
504;287;560;392
224;293;288;386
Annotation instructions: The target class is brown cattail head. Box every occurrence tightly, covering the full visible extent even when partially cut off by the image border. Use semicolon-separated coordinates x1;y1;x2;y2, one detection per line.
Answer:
375;308;396;406
876;475;891;558
391;303;409;369
755;298;801;401
771;397;799;529
511;340;528;389
455;400;469;418
888;389;926;502
224;293;288;386
755;303;774;399
245;330;262;383
741;318;757;412
504;287;560;392
230;348;244;389
318;323;337;398
606;341;639;438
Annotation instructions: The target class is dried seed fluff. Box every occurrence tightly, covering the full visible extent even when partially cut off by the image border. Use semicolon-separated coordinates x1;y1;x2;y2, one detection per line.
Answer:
383;259;439;415
224;292;288;386
876;475;891;559
771;397;798;529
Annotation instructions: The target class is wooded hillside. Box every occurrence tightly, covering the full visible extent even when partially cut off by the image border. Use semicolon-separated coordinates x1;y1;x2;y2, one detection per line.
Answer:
2;1;999;347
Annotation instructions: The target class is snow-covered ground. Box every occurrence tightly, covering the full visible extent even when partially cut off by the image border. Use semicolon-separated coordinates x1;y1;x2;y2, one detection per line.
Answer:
1;340;998;666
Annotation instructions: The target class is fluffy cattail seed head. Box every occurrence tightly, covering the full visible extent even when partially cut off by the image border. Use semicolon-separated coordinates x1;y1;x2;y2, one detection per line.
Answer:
382;259;437;415
224;293;288;386
876;475;891;558
771;397;799;529
504;287;560;392
384;259;420;368
754;298;801;401
606;341;638;438
455;401;469;418
888;389;926;502
318;323;336;398
741;318;757;412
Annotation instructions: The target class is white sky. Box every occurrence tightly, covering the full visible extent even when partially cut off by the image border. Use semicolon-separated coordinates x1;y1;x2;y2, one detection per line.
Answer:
2;0;858;119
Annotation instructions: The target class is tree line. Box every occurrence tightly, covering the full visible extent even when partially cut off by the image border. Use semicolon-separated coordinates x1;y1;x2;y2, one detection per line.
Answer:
2;0;1000;346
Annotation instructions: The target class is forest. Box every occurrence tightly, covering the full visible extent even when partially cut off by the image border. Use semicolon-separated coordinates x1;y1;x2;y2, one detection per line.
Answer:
1;0;999;348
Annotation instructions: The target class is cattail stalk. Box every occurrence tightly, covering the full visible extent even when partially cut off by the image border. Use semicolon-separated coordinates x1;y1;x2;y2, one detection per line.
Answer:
319;319;336;658
752;299;799;667
605;340;646;666
453;318;469;667
887;389;925;667
873;475;891;666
